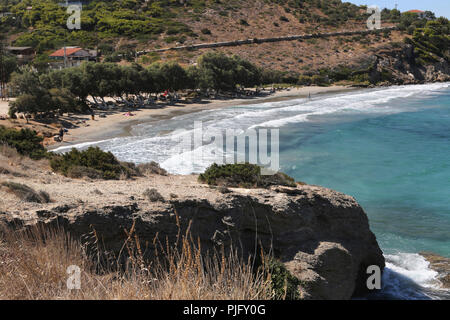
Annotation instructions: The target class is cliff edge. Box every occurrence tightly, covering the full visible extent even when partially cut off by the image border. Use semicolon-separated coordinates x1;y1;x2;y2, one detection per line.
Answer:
0;163;385;299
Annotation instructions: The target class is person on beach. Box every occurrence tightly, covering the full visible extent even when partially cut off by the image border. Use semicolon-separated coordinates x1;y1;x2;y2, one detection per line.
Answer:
59;127;64;141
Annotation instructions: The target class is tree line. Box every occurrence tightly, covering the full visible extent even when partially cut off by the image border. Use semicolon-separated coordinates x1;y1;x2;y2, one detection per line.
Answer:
8;52;297;118
407;17;450;65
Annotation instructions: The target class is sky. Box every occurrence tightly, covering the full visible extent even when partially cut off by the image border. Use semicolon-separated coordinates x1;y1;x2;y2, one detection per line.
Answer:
346;0;450;18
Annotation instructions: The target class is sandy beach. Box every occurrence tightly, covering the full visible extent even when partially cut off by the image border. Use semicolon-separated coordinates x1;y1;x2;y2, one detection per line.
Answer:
49;85;354;149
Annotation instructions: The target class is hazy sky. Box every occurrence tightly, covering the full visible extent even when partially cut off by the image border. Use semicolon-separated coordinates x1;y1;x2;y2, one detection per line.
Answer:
346;0;450;18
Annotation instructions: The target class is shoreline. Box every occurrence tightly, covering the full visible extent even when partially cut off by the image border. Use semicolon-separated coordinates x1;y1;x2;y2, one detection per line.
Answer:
49;85;356;150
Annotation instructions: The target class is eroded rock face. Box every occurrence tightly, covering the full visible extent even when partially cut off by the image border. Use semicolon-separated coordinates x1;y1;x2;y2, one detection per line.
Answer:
420;252;450;289
1;184;385;300
369;44;450;85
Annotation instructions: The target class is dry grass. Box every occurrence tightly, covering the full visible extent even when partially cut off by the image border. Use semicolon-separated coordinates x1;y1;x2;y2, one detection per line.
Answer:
0;222;274;300
137;162;168;176
143;188;165;203
1;181;51;203
0;144;21;159
0;143;48;177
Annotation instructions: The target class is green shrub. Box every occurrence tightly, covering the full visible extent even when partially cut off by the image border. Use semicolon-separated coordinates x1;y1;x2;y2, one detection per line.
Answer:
380;70;394;83
351;73;370;84
311;75;328;86
50;147;135;180
66;166;103;179
198;163;296;189
407;25;416;35
239;19;249;26
0;126;47;160
264;258;300;300
327;66;353;82
298;75;312;85
408;18;450;63
201;28;212;35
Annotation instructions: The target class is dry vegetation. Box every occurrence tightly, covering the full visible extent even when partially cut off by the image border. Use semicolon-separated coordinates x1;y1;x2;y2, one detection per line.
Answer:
139;0;403;73
0;142;298;301
0;144;48;181
0;223;274;300
154;30;405;73
1;181;50;203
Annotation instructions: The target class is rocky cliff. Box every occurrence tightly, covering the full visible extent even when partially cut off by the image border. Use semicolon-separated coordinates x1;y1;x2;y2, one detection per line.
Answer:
421;252;450;289
0;171;385;300
368;44;450;85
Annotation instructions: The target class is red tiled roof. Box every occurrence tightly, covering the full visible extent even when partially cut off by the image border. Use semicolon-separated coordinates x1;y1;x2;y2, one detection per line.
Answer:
49;47;82;57
407;10;424;13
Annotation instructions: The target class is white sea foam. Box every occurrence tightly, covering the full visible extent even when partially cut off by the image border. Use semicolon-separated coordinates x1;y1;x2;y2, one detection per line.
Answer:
49;83;450;300
250;82;450;128
53;82;450;175
376;252;450;300
51;139;111;153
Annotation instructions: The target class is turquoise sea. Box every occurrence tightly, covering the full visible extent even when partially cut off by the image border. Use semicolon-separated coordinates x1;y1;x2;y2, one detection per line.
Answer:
54;82;450;299
278;85;450;299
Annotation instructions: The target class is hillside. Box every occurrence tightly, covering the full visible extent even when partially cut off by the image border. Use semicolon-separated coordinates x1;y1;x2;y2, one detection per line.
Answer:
0;0;430;74
1;0;448;138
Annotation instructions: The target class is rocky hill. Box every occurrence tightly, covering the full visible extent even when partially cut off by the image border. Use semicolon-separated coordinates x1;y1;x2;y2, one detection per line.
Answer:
2;0;448;85
0;1;402;70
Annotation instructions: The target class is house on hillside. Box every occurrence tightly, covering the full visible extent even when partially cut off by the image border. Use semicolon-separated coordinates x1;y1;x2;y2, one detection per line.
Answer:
5;46;35;62
49;47;97;69
405;10;426;19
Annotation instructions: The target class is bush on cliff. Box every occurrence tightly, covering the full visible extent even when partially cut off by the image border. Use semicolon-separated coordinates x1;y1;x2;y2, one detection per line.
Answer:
143;188;165;202
198;163;296;188
136;161;168;176
50;147;137;180
409;17;450;63
1;181;50;203
0;126;47;160
264;258;301;300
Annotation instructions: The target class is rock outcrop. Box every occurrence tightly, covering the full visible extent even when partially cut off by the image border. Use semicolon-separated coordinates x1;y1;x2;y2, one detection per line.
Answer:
0;180;385;300
421;252;450;289
368;44;450;85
